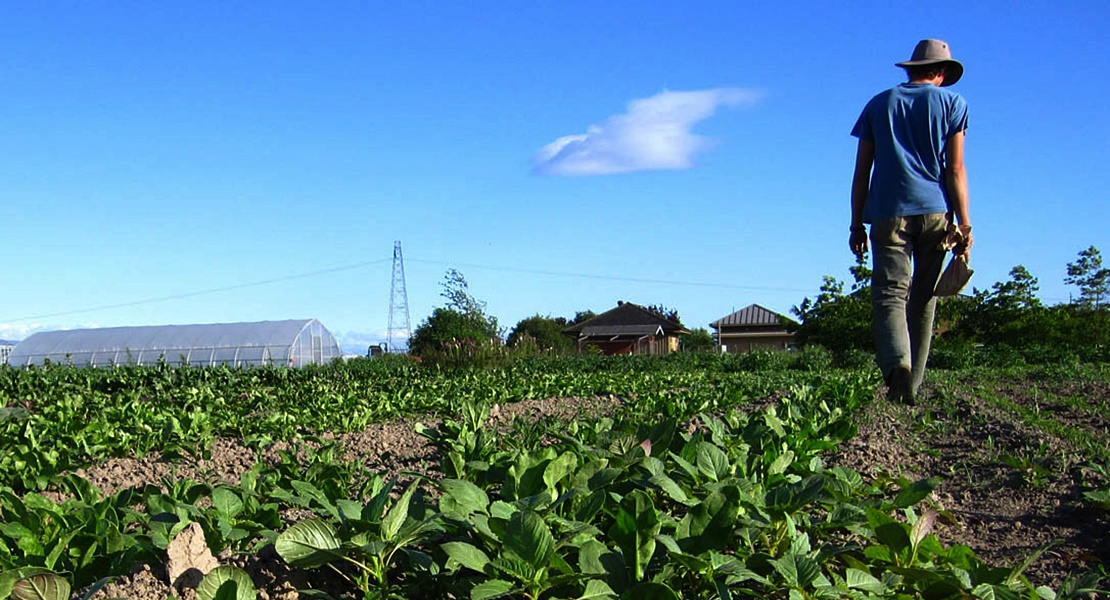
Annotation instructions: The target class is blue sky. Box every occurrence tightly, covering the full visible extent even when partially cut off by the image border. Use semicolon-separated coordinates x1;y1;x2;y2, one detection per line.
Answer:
3;1;1107;353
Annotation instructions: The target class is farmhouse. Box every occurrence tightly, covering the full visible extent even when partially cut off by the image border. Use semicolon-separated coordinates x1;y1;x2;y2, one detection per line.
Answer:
563;301;689;356
5;319;341;368
710;304;796;353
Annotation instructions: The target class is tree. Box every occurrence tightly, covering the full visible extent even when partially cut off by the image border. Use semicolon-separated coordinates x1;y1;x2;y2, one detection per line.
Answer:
644;304;682;324
1065;246;1110;310
409;270;501;356
951;265;1045;347
440;268;493;320
988;265;1042;312
569;310;597;325
680;328;716;353
507;315;574;353
790;255;873;354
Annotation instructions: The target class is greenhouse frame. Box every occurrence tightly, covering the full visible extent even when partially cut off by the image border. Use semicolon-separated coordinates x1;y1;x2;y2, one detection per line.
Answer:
5;319;342;368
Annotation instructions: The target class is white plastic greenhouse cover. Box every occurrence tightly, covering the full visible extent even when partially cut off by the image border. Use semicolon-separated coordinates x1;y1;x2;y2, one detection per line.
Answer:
5;319;342;368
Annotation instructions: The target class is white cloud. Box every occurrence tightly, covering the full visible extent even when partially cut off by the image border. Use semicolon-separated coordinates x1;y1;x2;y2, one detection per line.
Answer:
0;322;101;343
0;323;49;342
533;88;762;176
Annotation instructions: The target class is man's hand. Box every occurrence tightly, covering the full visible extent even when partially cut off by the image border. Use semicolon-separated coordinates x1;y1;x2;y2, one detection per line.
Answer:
955;224;973;257
850;229;869;257
942;223;973;258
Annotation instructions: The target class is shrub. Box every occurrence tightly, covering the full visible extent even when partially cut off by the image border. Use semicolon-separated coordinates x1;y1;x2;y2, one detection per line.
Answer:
790;345;834;371
726;349;794;372
974;344;1027;368
928;345;976;370
1019;344;1081;367
835;348;875;370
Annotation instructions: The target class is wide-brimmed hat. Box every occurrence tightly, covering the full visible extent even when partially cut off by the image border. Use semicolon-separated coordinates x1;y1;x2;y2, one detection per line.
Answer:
896;39;963;86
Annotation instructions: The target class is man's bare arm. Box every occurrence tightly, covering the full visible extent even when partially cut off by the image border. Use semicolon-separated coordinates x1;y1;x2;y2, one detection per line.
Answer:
945;130;972;252
849;138;875;256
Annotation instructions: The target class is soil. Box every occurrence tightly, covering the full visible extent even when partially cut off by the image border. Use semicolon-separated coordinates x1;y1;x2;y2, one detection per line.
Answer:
73;381;1109;599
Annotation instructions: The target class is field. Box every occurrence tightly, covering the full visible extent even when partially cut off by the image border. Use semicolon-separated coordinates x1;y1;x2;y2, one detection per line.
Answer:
1;355;1108;600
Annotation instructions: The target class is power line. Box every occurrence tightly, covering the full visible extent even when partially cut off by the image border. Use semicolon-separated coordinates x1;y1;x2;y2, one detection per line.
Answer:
405;258;815;294
11;254;817;325
11;258;392;323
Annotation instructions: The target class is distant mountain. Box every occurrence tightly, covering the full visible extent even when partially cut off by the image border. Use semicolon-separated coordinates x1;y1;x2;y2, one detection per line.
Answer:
0;339;17;346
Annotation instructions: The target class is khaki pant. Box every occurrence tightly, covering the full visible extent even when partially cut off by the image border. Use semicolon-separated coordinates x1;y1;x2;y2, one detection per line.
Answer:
870;213;950;394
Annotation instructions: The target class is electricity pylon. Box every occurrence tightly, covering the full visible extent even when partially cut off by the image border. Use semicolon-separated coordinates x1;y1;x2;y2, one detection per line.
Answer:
387;241;412;353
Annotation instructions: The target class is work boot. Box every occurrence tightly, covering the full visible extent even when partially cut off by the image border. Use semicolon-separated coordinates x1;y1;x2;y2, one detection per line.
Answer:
886;366;914;404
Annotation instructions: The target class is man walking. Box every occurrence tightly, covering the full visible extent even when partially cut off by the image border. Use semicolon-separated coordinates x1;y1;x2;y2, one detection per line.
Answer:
849;39;973;403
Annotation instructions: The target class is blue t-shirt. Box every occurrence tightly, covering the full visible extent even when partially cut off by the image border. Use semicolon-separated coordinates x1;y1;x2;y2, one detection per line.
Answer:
851;83;969;222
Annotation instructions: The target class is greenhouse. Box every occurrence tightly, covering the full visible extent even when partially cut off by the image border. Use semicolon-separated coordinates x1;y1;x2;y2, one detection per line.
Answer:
5;319;342;368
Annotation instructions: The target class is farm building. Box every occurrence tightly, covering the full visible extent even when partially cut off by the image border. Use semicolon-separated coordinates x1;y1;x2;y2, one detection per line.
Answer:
0;340;15;365
710;304;797;353
5;319;341;368
564;301;689;356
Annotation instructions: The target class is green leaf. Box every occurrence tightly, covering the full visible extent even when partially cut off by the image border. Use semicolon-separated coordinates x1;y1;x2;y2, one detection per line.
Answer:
0;406;31;424
891;478;940;509
442;541;491;573
1081;489;1110;509
971;583;1023;600
648;474;690;505
578;539;628;594
575;489;607;523
440;479;490;518
44;530;77;571
471;579;514;600
608;490;659;582
621;581;680;600
768;448;796;476
504;510;555;568
381;482;418;541
212;487;244;519
506;453;552;500
875;522;911;558
196;566;255;600
275;519;342;568
11;573;70;600
695;442;731;482
290;480;338;516
364;475;397;522
764;475;825;515
492;554;536;582
587;468;623;491
580;579;617;599
845;568;886;593
544;452;578;490
2;524;44;557
336;499;364;522
771;553;820;588
676;485;741;554
0;569;51;600
578;539;612;574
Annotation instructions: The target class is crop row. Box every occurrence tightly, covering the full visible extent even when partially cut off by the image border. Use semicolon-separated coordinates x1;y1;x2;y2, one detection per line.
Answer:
0;356;805;492
1;358;1108;599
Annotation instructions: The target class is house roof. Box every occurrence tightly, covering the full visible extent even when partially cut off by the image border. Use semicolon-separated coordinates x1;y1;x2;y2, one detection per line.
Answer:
579;325;663;338
564;302;689;336
710;304;793;329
